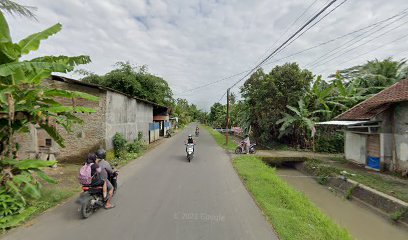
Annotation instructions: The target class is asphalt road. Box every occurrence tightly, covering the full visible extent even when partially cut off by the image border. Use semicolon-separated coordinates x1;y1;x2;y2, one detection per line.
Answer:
3;124;278;240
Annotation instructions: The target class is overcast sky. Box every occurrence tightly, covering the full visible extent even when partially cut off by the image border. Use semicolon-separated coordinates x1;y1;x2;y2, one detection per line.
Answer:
7;0;408;110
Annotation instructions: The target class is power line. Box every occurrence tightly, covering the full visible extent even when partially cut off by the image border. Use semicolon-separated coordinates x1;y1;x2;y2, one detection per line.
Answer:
178;69;250;95
256;0;320;61
227;0;339;92
306;9;408;68
218;91;227;102
318;32;408;73
274;0;349;57
312;17;408;69
177;8;408;97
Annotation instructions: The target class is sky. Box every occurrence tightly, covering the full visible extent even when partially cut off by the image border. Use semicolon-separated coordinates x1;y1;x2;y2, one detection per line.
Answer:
7;0;408;110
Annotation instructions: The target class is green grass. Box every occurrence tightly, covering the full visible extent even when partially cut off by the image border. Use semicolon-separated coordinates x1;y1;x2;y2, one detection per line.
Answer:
233;156;352;240
202;125;237;151
305;160;408;202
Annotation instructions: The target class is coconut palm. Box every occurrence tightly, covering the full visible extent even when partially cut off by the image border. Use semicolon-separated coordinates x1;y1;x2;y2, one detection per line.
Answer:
0;0;36;19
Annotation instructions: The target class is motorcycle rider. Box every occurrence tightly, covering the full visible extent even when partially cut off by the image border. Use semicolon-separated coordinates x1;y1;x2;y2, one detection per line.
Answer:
243;134;250;154
195;126;199;135
95;149;115;192
90;151;114;209
185;134;195;152
91;149;115;209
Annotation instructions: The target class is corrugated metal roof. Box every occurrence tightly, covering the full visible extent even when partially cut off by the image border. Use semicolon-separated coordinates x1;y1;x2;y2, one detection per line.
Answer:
316;120;369;126
336;78;408;120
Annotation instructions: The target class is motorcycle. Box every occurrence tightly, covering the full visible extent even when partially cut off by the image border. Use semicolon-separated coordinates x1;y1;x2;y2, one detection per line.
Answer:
235;141;256;154
76;170;118;218
185;143;195;162
195;130;199;137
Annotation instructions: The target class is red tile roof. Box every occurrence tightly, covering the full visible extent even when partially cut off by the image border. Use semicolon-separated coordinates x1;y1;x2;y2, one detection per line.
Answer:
336;78;408;120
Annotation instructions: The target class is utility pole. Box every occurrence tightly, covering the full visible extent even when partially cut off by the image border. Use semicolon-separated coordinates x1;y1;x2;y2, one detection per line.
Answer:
225;88;230;145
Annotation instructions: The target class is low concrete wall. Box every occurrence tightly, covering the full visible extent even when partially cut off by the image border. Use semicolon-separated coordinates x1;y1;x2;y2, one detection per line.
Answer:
295;162;408;225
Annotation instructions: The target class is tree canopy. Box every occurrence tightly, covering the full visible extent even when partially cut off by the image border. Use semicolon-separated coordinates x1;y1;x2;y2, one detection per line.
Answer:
81;62;173;106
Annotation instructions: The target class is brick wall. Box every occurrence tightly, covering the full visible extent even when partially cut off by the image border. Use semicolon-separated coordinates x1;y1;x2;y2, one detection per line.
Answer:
16;79;107;163
46;79;107;163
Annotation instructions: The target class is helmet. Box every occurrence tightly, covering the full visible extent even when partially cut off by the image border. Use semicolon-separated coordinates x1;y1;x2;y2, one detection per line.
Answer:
188;134;192;139
95;148;106;159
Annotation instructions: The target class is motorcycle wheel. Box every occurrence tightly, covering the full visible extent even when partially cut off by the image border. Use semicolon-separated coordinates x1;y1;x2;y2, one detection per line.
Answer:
250;148;256;154
80;198;93;219
235;147;242;154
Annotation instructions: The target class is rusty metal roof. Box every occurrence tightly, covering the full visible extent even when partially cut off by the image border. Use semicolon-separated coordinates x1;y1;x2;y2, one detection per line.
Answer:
335;78;408;120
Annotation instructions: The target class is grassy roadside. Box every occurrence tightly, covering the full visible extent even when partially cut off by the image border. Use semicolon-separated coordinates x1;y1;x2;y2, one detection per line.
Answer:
0;164;82;231
203;127;352;239
233;156;352;240
202;125;237;151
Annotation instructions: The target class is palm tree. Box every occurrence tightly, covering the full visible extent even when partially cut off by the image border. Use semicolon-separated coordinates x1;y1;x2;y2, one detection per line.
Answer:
333;57;408;95
0;0;36;19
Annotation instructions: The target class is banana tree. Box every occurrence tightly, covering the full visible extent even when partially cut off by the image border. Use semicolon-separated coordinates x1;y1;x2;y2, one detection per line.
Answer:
276;99;328;148
0;10;98;227
0;11;97;158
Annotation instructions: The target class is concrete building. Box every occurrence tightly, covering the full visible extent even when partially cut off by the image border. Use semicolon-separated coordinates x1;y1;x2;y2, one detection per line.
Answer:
16;75;168;163
320;79;408;173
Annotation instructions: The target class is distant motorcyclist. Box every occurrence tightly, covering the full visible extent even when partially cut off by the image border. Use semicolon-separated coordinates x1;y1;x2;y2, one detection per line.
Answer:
195;126;199;135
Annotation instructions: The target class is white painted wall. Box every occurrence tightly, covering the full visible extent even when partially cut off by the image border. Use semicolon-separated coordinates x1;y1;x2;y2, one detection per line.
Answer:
345;131;367;164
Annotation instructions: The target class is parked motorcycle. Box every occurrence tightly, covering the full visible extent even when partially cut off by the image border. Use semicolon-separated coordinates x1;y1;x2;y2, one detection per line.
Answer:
235;141;256;154
76;170;118;218
185;143;195;162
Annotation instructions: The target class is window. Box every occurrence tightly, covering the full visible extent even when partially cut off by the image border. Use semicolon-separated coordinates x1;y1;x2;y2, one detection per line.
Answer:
45;139;52;147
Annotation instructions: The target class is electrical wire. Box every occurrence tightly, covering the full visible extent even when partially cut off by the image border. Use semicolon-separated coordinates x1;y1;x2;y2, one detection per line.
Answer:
312;17;408;68
274;0;349;57
177;8;408;97
317;32;408;73
306;9;408;68
228;0;339;91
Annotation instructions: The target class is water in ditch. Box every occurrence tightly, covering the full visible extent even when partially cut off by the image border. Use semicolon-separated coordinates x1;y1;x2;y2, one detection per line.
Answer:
276;168;408;240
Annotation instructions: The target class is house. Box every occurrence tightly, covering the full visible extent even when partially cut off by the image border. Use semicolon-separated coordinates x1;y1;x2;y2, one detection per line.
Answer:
15;75;168;163
319;79;408;172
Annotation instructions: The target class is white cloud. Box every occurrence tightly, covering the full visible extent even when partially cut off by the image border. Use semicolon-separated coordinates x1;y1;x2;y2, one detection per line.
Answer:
7;0;408;110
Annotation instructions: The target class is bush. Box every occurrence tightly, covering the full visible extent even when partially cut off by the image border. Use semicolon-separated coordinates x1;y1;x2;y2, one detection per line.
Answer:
0;159;56;229
127;139;142;153
315;129;344;153
113;133;127;157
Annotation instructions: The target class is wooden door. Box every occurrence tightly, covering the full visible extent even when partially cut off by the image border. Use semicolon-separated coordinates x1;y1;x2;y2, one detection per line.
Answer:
367;134;380;158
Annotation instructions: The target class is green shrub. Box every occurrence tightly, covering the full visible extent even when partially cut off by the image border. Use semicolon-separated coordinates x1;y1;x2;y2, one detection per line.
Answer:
0;159;56;230
345;184;359;200
390;207;408;222
315;129;344;153
127;139;142;153
113;133;127;157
